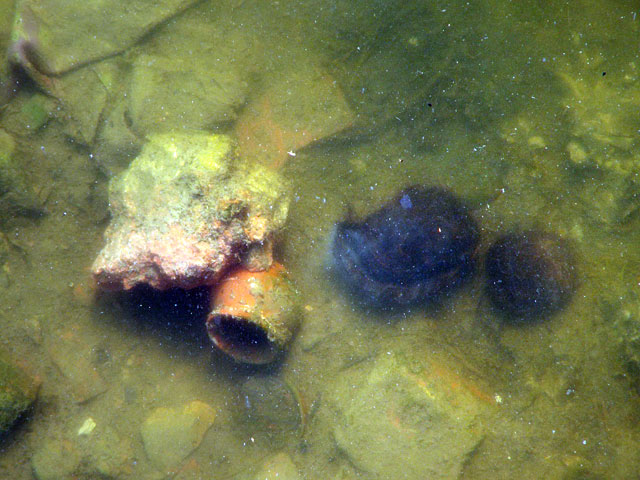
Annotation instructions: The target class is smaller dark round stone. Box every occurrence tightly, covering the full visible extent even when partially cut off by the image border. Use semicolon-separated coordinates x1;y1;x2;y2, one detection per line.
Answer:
485;231;576;321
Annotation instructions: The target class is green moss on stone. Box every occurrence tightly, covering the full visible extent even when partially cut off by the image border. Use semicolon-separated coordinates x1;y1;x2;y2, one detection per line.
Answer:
0;351;38;433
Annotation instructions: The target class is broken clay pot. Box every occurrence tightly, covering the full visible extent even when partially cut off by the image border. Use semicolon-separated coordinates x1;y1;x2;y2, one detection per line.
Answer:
206;263;300;364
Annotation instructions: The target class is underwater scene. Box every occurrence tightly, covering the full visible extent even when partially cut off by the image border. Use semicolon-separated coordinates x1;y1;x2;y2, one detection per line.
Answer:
1;0;640;478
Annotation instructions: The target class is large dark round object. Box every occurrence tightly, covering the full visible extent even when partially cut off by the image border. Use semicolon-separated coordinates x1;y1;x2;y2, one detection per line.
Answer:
485;231;576;320
331;186;480;308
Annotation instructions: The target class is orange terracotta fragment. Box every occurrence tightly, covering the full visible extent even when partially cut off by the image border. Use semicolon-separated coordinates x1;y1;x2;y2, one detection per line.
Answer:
206;262;300;364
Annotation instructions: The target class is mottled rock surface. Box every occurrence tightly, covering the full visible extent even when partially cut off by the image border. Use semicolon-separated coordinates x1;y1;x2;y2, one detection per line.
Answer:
92;132;290;291
0;349;38;434
31;421;133;480
129;53;246;136
0;128;42;219
10;0;199;75
251;452;301;480
0;351;39;435
235;58;353;168
140;400;216;472
604;293;640;393
45;328;108;403
31;438;81;480
331;353;485;480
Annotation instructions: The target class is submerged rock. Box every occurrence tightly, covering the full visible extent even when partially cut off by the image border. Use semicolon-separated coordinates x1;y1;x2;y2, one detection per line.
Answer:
607;293;640;394
330;353;487;480
31;438;81;480
234;375;305;446
31;420;134;480
45;327;108;403
251;452;301;480
140;400;216;472
0;349;39;434
0;129;43;220
128;52;247;136
9;0;200;77
92;131;290;291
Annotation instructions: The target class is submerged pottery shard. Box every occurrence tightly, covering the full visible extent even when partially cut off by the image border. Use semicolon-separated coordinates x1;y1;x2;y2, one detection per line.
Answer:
92;131;290;291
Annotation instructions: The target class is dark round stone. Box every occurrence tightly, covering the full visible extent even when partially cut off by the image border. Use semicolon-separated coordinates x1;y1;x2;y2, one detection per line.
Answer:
331;185;479;308
485;231;576;321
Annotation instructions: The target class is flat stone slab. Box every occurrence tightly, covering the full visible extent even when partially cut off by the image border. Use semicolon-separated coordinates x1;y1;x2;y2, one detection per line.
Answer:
11;0;199;75
235;61;354;168
0;348;39;433
141;400;216;472
45;329;108;404
127;7;250;137
251;452;301;480
331;353;488;479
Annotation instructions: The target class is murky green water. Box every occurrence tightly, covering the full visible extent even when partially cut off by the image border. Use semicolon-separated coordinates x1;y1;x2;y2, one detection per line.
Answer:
1;0;640;479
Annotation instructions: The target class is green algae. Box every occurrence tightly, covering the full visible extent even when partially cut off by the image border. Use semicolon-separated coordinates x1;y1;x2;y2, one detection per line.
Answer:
0;350;38;434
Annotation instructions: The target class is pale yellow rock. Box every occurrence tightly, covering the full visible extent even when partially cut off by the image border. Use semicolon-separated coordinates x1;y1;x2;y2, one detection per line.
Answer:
566;141;588;164
140;400;216;472
252;452;301;480
527;135;546;149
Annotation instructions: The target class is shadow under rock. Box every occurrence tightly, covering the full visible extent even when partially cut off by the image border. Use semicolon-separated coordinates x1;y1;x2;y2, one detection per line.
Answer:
95;285;213;354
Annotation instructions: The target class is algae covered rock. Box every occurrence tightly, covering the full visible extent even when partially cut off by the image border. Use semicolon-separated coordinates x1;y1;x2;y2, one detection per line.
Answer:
330;353;485;480
0;129;42;220
233;376;304;443
607;293;640;392
10;0;200;76
31;420;134;480
125;4;250;137
140;400;216;472
92;131;290;291
128;52;247;136
0;349;39;434
0;129;17;194
31;438;82;480
251;452;301;480
559;48;640;176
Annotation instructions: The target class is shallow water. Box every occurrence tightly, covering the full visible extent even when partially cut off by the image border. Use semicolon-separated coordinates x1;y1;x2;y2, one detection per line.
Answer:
1;1;640;479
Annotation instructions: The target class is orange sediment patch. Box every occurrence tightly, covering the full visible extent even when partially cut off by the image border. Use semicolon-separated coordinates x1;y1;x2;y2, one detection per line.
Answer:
173;458;200;477
429;362;498;406
403;361;498;409
380;357;497;439
71;277;97;307
234;66;354;169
